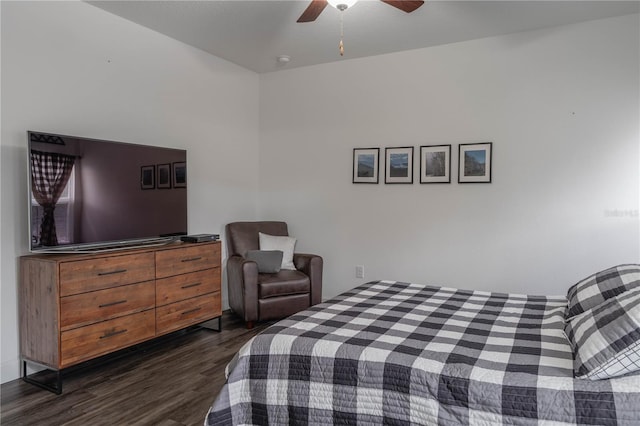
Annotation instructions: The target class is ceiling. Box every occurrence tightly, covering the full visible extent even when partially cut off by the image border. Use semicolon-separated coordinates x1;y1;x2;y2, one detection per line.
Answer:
87;1;639;73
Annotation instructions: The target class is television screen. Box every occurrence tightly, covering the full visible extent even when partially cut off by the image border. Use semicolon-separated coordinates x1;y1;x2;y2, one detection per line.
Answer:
28;131;187;252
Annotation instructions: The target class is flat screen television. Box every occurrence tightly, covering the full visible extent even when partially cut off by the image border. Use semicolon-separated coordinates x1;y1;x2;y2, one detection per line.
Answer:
28;131;187;252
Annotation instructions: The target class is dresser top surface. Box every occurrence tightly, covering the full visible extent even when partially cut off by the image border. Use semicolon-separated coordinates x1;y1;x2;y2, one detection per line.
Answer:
22;241;221;262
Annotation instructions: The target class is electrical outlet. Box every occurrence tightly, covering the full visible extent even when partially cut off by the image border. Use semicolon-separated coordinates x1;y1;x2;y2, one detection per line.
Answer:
355;265;364;279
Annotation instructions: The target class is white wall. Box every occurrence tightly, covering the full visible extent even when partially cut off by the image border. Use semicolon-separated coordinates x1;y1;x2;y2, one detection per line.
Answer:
1;1;259;383
258;14;640;300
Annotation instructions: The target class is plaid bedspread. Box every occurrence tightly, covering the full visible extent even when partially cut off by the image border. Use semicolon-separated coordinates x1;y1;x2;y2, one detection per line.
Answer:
206;281;640;425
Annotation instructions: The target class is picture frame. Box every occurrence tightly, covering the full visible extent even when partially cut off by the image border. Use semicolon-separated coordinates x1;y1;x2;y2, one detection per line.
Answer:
352;148;379;184
420;145;451;184
157;163;171;189
140;165;155;190
173;161;187;188
385;146;413;184
458;142;492;183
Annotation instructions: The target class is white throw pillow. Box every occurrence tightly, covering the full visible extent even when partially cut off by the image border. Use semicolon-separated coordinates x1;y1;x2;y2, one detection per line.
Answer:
258;232;296;270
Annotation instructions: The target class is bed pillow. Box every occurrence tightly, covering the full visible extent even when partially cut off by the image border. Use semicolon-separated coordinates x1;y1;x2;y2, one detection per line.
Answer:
566;264;640;319
258;232;296;270
564;286;640;380
245;250;283;274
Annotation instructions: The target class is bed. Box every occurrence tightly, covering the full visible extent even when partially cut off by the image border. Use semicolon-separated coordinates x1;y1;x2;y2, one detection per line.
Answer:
206;274;640;425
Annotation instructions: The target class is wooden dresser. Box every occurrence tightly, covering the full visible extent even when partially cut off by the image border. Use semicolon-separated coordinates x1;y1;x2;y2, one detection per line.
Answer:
19;241;221;393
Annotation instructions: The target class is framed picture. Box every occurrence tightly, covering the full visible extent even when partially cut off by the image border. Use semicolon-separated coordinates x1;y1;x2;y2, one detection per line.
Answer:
173;161;187;188
140;165;155;190
157;163;171;189
420;145;451;184
352;148;379;184
458;142;492;183
385;146;413;184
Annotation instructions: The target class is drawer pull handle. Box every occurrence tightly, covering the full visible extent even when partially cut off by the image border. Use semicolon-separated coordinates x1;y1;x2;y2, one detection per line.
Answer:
181;307;201;316
181;282;201;289
99;300;127;308
100;329;127;339
181;257;202;263
98;269;127;276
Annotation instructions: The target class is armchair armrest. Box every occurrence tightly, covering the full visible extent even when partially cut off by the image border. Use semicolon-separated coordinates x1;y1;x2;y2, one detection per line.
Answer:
226;255;259;322
294;253;323;305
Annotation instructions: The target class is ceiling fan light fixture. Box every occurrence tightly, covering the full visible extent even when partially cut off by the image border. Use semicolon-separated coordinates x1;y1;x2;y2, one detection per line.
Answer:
327;0;358;11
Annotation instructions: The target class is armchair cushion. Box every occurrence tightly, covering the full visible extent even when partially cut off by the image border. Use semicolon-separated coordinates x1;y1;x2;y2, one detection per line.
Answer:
259;232;297;270
259;270;310;299
245;250;283;273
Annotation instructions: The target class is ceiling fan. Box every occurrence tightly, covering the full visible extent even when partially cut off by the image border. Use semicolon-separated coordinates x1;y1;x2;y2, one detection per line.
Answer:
297;0;425;23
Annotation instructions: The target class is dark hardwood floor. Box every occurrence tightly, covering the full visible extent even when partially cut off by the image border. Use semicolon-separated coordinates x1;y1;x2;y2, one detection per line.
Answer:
1;311;272;426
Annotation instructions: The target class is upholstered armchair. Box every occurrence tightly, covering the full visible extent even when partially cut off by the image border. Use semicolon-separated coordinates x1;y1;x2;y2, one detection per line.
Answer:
225;221;323;329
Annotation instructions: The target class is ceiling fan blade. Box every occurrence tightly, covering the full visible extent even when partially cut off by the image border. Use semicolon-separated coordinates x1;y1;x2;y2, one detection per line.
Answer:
380;0;424;13
297;0;329;23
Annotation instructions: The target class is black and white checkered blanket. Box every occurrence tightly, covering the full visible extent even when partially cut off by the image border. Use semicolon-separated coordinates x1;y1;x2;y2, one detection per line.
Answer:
206;281;640;425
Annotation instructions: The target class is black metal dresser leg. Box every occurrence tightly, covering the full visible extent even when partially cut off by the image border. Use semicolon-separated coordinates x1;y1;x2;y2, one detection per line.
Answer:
22;359;62;395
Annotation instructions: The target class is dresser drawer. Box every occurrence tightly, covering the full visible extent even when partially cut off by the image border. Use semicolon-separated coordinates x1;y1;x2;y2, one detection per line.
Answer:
60;310;155;367
156;293;221;336
155;243;220;278
156;268;220;307
59;253;155;297
60;281;155;331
